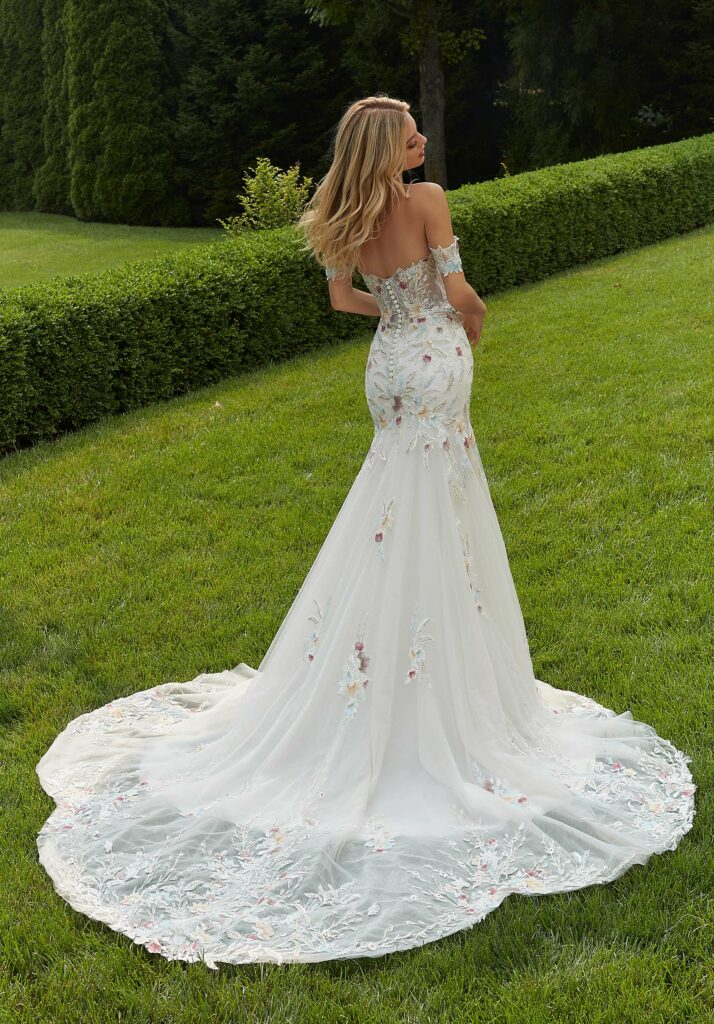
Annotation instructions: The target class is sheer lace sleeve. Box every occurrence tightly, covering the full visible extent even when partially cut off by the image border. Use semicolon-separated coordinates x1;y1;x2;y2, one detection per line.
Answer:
429;235;463;276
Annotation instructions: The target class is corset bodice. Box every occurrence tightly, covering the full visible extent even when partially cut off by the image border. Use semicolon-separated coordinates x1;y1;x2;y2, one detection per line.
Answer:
326;234;472;451
325;235;464;328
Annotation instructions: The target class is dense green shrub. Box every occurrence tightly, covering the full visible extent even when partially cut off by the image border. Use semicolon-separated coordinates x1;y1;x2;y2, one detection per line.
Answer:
0;227;359;453
1;132;712;455
449;131;714;293
218;156;314;232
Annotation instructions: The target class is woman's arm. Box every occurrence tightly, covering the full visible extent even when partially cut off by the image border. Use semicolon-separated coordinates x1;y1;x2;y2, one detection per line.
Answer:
327;274;381;317
421;183;486;317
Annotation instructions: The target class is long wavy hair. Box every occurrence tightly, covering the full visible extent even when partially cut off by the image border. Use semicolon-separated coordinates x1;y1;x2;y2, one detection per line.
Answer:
295;94;415;278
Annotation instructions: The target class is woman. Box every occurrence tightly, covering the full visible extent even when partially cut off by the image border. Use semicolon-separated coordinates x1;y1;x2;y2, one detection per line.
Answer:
35;95;696;968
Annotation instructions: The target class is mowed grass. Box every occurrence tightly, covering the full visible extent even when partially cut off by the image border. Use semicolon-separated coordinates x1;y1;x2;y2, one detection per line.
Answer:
1;224;712;1023
0;211;222;291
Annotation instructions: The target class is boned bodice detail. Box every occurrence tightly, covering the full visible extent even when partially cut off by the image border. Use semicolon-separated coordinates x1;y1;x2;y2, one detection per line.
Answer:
325;236;463;321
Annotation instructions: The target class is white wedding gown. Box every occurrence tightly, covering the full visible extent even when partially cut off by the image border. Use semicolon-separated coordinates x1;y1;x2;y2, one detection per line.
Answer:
36;237;696;968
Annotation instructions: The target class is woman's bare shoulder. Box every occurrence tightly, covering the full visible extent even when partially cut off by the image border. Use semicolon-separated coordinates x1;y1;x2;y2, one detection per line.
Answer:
410;181;452;224
409;181;448;218
410;181;445;200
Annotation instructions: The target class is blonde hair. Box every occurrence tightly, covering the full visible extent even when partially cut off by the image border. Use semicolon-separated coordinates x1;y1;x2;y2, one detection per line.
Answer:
295;94;413;277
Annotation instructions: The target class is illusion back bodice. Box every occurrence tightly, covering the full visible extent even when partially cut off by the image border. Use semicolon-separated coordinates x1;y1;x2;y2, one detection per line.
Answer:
326;235;464;327
325;234;472;449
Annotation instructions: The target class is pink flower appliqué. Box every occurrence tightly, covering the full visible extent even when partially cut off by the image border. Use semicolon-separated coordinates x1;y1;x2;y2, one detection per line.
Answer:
337;625;371;720
404;607;434;688
374;498;394;560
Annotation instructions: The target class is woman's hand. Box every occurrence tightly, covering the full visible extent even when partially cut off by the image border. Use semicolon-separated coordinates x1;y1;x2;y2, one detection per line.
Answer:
459;309;486;348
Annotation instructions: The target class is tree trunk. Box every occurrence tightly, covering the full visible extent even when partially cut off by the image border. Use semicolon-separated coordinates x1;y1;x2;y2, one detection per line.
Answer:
418;6;446;187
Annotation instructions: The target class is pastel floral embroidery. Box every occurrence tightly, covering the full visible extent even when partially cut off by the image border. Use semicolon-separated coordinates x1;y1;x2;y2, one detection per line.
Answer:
456;518;483;611
404;605;434;688
429;236;463;276
337;621;370;720
374;497;394;560
363;817;396;852
471;762;528;805
266;824;289;849
34;670;695;966
303;595;331;663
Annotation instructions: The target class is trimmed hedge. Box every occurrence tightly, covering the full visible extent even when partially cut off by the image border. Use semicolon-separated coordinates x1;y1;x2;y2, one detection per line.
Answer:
450;131;714;293
0;229;360;453
1;132;713;455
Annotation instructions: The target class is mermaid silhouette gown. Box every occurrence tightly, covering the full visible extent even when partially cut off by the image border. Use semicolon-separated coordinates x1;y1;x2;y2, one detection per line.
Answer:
35;236;696;967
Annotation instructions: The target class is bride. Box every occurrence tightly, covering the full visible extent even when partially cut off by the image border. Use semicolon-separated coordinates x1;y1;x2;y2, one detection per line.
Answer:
35;94;696;968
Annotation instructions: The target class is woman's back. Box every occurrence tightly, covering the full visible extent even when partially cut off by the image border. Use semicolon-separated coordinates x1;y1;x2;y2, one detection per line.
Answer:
356;182;432;279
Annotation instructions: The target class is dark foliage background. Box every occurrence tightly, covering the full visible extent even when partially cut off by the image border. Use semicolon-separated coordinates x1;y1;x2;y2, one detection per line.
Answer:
0;0;711;226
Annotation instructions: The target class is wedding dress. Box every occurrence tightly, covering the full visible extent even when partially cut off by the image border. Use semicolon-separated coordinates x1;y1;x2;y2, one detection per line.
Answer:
36;236;696;968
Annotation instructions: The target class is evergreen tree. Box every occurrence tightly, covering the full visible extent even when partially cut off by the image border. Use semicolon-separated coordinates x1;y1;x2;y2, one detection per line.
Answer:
0;0;45;209
33;0;72;213
66;0;186;224
64;0;112;219
173;0;347;225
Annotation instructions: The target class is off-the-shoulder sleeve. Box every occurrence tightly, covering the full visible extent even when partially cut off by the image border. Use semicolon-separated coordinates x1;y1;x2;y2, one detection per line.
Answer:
325;264;354;280
429;235;463;276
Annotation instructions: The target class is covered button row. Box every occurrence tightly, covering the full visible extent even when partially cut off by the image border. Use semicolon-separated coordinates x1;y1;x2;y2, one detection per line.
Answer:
384;280;404;330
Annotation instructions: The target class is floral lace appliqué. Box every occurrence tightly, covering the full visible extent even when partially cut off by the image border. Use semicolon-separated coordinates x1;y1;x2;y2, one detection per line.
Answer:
337;621;371;720
456;517;483;612
325;265;349;280
429;235;463;276
363;816;397;853
35;659;695;967
404;604;434;687
374;498;394;559
304;595;332;663
471;762;529;805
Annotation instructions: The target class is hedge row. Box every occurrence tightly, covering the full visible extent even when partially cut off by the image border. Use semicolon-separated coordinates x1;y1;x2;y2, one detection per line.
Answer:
1;131;713;456
450;130;714;293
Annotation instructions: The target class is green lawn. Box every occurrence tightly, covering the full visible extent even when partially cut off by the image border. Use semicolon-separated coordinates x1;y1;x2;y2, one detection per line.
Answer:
0;211;222;291
1;224;712;1023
